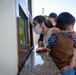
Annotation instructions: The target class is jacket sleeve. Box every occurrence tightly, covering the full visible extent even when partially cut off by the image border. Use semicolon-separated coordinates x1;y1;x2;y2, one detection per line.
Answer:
46;34;58;49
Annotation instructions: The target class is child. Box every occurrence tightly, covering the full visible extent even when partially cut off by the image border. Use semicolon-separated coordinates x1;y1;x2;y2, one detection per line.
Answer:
46;12;76;75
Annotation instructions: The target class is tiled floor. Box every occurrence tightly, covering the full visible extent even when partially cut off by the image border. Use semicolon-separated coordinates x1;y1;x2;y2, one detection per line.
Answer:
19;46;61;75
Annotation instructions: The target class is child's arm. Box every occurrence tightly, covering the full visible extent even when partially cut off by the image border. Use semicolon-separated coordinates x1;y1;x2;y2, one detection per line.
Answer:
60;56;75;72
73;48;76;68
60;48;76;72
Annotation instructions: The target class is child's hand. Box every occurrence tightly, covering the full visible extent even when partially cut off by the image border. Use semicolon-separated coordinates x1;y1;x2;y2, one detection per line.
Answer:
60;66;73;72
73;48;76;56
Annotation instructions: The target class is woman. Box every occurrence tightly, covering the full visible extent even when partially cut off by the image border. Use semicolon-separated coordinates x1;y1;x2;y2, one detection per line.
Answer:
33;15;59;51
37;13;57;47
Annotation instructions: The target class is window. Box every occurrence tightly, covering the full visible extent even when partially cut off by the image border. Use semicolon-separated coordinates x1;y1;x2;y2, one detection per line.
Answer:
19;6;28;46
16;1;33;72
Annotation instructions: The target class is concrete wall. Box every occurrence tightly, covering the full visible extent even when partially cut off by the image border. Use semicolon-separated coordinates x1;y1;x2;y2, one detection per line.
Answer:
0;0;18;75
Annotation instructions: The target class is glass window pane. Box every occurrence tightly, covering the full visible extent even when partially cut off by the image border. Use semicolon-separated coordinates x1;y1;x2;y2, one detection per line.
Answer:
19;17;26;46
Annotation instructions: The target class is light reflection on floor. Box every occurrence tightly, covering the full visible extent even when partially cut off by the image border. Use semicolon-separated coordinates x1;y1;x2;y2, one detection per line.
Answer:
34;52;44;66
34;45;44;66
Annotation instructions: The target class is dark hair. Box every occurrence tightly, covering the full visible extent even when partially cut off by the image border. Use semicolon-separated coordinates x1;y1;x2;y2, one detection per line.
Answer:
33;15;53;28
57;12;75;30
48;12;57;19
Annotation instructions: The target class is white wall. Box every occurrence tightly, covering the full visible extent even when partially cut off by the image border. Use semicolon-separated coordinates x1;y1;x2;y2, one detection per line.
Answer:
0;0;18;75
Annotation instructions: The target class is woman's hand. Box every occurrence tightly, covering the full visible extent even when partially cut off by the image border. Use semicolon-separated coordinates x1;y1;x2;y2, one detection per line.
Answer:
36;47;47;52
38;41;44;47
